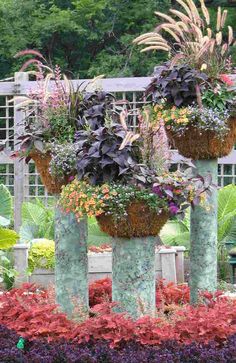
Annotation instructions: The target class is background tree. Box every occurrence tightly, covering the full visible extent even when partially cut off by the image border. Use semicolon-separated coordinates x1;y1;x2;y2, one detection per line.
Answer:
0;0;234;79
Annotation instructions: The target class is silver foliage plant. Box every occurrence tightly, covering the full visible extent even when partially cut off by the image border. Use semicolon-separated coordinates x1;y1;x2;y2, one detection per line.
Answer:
49;142;78;179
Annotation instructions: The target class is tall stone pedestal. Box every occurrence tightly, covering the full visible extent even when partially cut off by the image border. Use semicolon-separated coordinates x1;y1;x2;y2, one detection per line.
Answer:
190;159;217;304
55;208;88;316
112;236;156;318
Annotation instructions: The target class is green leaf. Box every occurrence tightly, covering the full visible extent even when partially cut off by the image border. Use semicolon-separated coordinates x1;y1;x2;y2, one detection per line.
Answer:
218;185;236;219
22;202;47;225
19;223;39;244
0;228;18;249
41;222;54;240
0;184;12;226
218;185;236;242
160;219;190;248
0;216;11;227
88;217;110;246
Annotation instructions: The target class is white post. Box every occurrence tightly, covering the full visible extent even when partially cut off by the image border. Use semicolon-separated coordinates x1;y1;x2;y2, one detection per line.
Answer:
173;246;186;284
13;244;29;286
14;72;29;232
159;247;177;284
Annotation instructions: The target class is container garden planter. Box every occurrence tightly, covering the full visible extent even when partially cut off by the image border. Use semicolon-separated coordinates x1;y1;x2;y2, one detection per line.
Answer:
96;201;169;318
96;201;169;238
134;0;236;304
10;52;97;315
11;52;84;195
29;150;71;194
60;172;209;318
59;70;213;317
165;117;236;160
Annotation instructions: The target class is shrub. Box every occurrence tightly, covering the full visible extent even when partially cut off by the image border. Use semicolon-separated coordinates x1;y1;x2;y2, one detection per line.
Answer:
155;280;190;309
89;278;112;307
0;284;74;341
89;278;190;309
28;239;55;273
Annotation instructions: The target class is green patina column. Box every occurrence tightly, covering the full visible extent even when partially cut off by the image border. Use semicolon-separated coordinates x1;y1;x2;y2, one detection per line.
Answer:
190;159;218;304
112;236;156;319
55;206;88;316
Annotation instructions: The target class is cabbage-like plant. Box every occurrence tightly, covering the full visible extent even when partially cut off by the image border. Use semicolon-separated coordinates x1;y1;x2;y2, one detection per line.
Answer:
134;0;235;77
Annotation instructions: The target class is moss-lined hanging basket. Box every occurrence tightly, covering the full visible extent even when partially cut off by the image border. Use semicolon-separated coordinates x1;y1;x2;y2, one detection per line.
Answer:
30;151;70;194
96;200;169;238
166;117;236;160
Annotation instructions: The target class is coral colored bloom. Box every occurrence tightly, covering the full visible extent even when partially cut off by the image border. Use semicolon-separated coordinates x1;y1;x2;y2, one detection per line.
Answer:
220;74;234;86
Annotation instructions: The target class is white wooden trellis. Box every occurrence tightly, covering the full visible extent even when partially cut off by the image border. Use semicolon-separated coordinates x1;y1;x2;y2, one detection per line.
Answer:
0;72;235;232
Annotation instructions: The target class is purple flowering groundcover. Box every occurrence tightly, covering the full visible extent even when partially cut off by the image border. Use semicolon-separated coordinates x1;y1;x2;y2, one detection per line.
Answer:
1;324;236;363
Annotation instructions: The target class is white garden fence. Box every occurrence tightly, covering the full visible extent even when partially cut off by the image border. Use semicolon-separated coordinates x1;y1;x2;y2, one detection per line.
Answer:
0;72;235;231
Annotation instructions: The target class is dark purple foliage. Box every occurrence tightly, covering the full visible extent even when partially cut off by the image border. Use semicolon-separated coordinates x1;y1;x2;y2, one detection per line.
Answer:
77;91;115;130
1;324;236;363
75;122;140;185
168;202;180;215
146;63;208;107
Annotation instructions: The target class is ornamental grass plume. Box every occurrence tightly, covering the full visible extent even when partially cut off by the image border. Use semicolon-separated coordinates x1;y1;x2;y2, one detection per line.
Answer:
133;0;235;77
138;105;171;175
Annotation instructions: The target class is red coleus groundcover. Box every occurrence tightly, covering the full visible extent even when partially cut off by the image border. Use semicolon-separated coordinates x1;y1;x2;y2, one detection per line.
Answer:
0;280;235;347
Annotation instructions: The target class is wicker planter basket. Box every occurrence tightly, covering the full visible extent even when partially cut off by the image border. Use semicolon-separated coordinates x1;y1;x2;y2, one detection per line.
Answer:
96;201;169;238
165;117;236;160
30;151;69;194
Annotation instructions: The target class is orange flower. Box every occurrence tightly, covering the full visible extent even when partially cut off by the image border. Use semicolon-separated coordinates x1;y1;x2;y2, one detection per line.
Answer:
102;187;110;194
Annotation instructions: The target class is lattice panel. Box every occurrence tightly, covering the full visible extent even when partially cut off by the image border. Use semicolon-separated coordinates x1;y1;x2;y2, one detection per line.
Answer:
218;164;236;187
0;96;14;149
0;163;14;194
24;163;50;200
113;91;147;130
